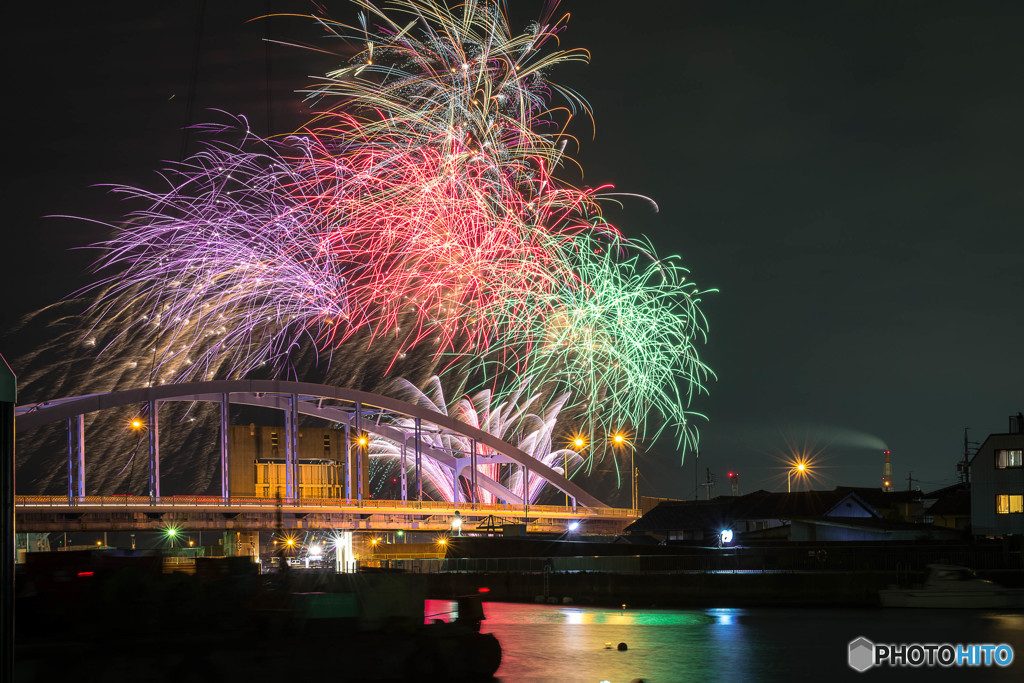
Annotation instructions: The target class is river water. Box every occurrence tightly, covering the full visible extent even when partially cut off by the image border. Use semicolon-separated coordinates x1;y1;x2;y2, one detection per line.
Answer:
427;600;1024;682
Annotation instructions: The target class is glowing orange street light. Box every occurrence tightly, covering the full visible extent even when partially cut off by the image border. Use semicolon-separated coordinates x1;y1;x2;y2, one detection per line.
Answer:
788;461;810;493
130;418;144;430
610;433;638;511
564;435;588;507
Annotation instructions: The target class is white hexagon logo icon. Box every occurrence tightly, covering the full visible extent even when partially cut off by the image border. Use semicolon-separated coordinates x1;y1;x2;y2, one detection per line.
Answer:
848;637;874;673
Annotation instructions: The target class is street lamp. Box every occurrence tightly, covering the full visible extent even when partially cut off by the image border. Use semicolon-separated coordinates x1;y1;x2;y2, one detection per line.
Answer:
567;435;587;507
611;433;638;511
788;461;808;493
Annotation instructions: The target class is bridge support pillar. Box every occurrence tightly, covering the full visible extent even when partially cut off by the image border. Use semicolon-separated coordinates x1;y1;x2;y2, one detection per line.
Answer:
414;418;422;504
65;415;84;501
343;422;351;499
220;393;230;498
354;403;362;501
284;394;298;500
147;400;160;499
400;443;408;502
470;439;477;503
523;464;530;520
65;418;74;502
452;462;460;504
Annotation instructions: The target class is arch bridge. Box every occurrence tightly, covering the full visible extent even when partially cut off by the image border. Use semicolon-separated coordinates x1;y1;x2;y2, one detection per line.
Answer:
15;381;635;535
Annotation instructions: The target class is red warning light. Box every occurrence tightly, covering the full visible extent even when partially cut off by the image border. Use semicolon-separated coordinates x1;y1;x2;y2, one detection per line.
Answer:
77;571;94;577
478;587;491;593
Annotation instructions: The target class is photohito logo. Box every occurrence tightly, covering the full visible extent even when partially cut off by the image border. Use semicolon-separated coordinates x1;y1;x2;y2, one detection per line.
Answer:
848;636;1014;672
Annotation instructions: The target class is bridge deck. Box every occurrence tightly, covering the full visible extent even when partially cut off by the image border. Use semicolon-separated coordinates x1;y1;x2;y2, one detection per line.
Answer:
15;495;638;535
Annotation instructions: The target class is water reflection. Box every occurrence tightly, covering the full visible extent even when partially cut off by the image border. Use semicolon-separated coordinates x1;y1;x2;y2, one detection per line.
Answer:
432;601;1024;682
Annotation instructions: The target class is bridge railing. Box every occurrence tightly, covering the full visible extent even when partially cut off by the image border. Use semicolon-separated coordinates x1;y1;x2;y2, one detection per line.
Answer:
15;495;639;518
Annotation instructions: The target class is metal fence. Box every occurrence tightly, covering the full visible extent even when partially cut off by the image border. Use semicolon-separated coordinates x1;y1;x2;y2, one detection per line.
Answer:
14;495;635;519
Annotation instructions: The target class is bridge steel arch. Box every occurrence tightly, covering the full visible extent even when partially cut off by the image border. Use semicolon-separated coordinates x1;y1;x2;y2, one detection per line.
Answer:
15;380;607;509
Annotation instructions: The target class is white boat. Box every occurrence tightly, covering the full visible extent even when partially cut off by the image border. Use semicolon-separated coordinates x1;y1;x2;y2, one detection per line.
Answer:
880;564;1024;608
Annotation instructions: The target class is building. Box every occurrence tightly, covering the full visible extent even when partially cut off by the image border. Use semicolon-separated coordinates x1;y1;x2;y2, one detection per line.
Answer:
228;424;369;499
626;487;958;543
920;483;971;532
625;489;863;542
969;414;1024;537
831;486;924;523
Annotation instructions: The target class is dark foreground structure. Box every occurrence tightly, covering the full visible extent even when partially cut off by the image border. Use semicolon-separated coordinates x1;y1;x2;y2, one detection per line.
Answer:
14;550;500;683
409;535;1024;608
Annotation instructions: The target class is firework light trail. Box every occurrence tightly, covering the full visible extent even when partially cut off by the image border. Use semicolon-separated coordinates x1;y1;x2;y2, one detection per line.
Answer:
370;376;585;504
17;0;712;498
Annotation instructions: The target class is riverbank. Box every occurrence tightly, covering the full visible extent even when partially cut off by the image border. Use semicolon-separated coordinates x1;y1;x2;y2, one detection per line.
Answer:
426;569;1024;608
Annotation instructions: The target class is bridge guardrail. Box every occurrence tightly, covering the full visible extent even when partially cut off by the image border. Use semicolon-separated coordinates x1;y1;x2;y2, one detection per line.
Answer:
14;495;637;518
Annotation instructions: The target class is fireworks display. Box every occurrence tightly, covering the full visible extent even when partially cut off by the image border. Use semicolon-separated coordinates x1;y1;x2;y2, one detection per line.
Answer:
18;0;712;499
371;376;585;504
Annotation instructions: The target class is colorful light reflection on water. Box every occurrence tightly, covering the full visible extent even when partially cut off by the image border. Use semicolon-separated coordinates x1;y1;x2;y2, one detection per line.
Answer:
426;600;1024;682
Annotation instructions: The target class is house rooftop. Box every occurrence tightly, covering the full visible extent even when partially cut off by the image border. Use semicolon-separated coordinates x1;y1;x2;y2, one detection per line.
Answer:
625;488;873;534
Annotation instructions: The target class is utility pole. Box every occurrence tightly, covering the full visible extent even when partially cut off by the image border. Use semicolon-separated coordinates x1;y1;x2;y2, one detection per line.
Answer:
700;467;715;500
958;428;978;484
693;448;700;500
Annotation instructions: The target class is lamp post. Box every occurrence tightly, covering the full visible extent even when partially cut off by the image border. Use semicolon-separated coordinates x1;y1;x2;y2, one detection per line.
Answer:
612;433;637;511
569;436;585;508
788;462;807;493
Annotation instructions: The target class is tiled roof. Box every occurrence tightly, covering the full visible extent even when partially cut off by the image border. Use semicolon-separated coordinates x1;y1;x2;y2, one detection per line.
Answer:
625;488;866;534
832;486;921;508
926;488;971;516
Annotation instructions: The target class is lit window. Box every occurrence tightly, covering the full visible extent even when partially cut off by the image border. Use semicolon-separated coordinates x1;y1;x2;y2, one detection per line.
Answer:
995;450;1023;469
996;495;1024;514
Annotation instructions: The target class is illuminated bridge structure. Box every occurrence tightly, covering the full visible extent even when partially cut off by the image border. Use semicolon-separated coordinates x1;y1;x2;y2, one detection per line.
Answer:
15;381;636;535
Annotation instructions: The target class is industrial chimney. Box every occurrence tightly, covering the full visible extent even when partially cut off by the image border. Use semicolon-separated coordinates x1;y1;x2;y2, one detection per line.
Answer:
881;450;893;492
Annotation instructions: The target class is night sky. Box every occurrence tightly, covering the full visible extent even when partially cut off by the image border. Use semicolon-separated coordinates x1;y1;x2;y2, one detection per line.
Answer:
4;1;1022;503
